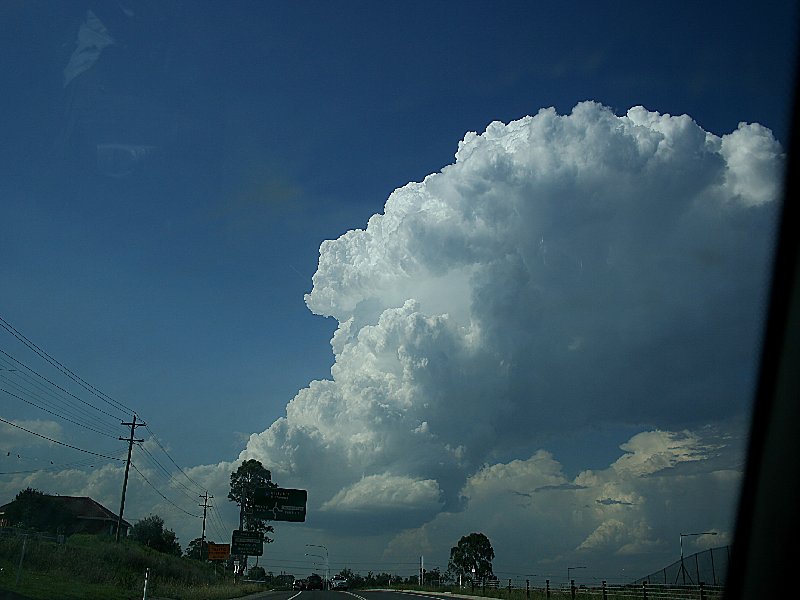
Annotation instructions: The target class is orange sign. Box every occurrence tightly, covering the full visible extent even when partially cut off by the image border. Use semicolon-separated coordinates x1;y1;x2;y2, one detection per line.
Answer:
207;543;230;561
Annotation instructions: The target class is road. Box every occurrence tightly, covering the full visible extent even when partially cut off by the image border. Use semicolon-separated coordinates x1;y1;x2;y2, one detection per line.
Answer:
233;589;473;600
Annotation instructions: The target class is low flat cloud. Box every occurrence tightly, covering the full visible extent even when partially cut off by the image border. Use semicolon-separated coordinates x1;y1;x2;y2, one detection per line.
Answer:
322;474;442;512
383;424;741;575
0;417;64;450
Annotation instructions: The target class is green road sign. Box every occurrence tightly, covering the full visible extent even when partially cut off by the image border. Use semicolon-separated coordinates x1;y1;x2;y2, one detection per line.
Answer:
231;529;263;556
249;487;307;522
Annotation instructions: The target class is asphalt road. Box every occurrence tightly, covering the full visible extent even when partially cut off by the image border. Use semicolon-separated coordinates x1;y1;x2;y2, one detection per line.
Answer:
233;589;473;600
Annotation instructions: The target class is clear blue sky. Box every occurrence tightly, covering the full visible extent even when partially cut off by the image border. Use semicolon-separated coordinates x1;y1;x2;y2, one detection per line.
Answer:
1;0;797;580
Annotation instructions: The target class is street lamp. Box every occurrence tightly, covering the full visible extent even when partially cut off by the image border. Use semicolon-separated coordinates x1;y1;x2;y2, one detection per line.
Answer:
567;566;587;585
678;532;717;585
305;553;324;587
306;544;330;589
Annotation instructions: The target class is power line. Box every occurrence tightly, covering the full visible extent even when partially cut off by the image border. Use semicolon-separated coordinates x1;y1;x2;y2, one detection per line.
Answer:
0;366;122;436
0;447;127;475
129;461;202;518
0;317;225;532
1;385;120;439
142;425;206;493
204;507;225;541
210;500;230;528
209;500;233;540
139;441;199;497
206;508;228;541
0;350;127;424
133;444;200;505
0;316;135;416
0;416;125;461
0;317;221;540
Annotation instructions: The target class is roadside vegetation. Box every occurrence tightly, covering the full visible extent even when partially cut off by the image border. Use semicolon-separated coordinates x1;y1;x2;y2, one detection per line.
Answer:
0;533;261;600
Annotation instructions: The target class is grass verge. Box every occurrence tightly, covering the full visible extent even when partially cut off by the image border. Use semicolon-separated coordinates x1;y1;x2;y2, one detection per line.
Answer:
0;533;264;600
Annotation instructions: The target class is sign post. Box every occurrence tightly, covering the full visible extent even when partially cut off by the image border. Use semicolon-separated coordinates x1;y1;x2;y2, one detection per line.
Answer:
231;530;263;556
249;487;308;522
207;542;231;561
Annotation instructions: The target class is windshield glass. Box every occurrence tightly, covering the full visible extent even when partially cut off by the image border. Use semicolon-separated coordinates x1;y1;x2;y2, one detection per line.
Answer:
1;1;796;596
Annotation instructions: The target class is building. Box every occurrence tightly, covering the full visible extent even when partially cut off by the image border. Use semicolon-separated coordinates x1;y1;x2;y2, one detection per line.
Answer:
0;495;131;537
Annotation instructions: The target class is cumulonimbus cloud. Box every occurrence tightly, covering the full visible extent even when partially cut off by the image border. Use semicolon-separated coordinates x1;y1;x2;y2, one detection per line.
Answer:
241;101;781;537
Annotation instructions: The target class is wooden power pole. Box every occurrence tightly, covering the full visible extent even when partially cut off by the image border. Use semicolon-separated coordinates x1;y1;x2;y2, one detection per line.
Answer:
116;414;145;541
199;491;213;560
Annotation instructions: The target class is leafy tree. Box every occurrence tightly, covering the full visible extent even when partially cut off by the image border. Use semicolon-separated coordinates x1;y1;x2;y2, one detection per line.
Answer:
4;488;72;534
335;567;354;580
447;532;495;581
426;567;442;586
440;569;456;585
371;572;397;586
130;514;181;556
228;459;276;541
248;566;266;581
185;536;212;560
336;568;365;588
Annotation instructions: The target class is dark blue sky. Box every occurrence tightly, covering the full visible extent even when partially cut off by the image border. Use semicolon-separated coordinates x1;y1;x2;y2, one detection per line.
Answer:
1;0;796;469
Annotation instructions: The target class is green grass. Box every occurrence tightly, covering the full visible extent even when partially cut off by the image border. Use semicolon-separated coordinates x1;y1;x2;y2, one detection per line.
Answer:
0;533;264;600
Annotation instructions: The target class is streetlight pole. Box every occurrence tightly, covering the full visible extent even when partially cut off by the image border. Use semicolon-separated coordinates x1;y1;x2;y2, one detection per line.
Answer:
306;544;329;589
678;532;717;585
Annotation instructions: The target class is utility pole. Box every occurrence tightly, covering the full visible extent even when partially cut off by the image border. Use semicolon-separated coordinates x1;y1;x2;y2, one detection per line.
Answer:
199;492;213;561
116;414;145;542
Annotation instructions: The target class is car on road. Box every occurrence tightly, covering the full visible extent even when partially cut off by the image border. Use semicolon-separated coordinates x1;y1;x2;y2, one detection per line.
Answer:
330;576;349;590
292;578;307;590
306;574;324;590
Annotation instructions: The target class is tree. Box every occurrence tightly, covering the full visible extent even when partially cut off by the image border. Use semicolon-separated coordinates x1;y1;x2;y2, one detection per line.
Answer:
371;572;396;587
185;536;212;560
447;532;495;581
336;568;365;588
248;566;266;581
4;488;72;534
228;459;276;541
130;514;181;556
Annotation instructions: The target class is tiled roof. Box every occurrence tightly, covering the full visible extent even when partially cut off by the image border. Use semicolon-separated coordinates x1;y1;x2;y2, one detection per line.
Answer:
0;495;131;529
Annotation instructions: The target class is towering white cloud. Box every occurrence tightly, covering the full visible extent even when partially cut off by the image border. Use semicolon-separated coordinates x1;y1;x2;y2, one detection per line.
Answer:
1;101;780;575
243;102;781;540
12;101;772;570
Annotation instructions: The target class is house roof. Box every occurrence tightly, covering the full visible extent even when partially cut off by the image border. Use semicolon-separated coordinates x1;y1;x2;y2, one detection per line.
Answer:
0;495;131;529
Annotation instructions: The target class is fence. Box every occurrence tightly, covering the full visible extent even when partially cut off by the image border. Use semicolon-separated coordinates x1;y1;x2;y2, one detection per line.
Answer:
427;559;730;600
0;526;64;544
541;581;723;599
429;579;723;600
634;546;729;587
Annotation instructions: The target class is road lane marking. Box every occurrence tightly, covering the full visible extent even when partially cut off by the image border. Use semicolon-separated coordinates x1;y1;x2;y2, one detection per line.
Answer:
382;593;462;600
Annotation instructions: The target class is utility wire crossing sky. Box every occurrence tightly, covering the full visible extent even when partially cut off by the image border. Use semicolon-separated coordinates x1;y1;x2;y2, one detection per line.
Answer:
1;0;796;582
